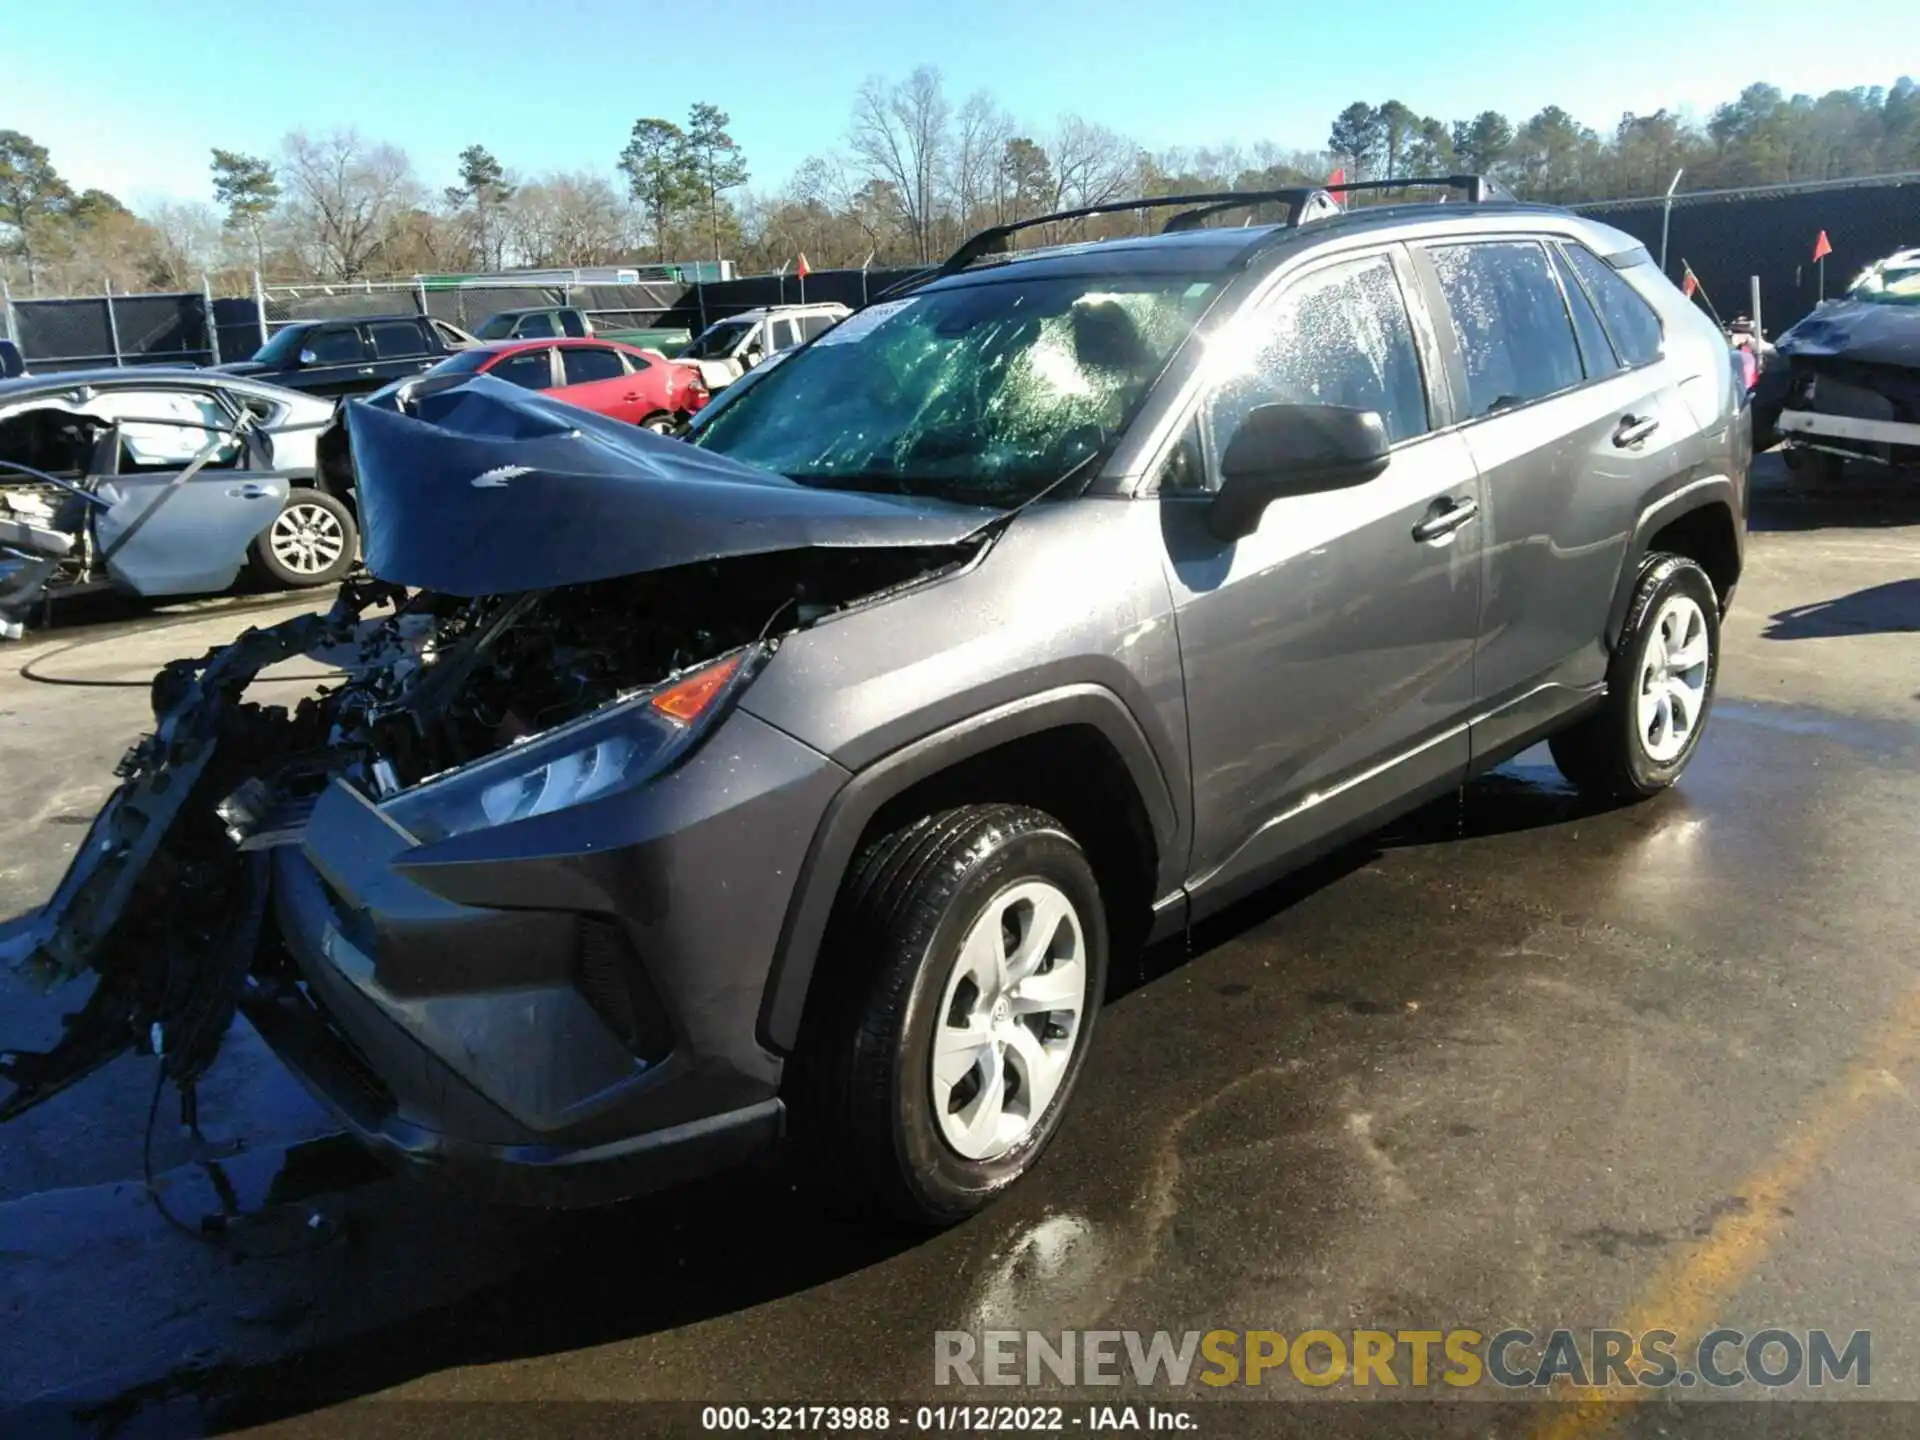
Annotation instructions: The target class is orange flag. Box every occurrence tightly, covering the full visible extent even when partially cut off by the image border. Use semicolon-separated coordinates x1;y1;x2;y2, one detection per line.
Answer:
1682;269;1699;298
1812;230;1833;261
795;253;812;279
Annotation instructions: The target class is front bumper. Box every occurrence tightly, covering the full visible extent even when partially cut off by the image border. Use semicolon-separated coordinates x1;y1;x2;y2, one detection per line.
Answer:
249;708;848;1207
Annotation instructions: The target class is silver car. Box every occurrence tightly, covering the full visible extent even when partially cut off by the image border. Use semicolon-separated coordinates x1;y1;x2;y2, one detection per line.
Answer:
2;178;1750;1222
0;368;357;634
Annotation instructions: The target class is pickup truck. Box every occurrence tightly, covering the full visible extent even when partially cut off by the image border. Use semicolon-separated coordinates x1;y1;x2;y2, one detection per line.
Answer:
213;315;481;398
475;306;692;357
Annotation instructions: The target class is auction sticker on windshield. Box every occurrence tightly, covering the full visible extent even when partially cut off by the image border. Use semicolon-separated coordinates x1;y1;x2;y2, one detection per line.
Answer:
815;298;918;346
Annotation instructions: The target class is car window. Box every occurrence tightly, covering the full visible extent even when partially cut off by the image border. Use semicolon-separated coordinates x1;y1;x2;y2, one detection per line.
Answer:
429;318;468;346
79;389;241;468
1210;253;1430;461
1563;244;1664;367
304;327;365;365
690;273;1219;506
1429;241;1585;416
1154;416;1209;496
368;320;428;359
773;318;803;350
561;347;625;385
1551;246;1620;378
490;350;554;389
620;350;651;373
559;311;590;338
516;312;561;339
800;314;838;340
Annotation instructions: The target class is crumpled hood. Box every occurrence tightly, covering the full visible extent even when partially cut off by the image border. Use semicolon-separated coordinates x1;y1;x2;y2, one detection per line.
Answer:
1778;300;1920;368
344;373;1002;596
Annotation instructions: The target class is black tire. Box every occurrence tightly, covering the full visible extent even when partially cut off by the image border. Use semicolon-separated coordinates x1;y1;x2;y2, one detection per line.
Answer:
1549;555;1721;802
1783;446;1845;485
790;804;1108;1226
640;413;676;435
249;489;358;589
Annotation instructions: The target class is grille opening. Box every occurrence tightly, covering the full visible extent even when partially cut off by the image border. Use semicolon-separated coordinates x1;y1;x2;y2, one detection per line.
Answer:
574;917;674;1065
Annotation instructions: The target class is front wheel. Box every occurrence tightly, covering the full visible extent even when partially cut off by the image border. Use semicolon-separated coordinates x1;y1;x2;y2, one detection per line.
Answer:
791;804;1108;1226
249;489;358;589
1549;554;1720;801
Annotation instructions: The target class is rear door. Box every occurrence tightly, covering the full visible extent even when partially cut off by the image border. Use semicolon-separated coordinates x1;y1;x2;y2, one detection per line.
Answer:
552;345;640;419
1166;245;1484;904
1411;235;1691;757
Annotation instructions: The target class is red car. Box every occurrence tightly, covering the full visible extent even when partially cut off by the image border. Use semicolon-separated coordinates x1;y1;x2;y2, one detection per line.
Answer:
432;337;709;431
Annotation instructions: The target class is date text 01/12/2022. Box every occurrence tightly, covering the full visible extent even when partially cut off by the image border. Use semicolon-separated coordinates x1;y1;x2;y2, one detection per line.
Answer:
699;1405;1196;1431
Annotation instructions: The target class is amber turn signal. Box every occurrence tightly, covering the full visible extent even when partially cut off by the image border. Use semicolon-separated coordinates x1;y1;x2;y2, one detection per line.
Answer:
649;653;743;724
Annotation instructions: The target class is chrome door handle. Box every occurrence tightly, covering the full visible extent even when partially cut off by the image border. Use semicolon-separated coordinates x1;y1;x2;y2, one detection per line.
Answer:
1412;496;1479;542
227;483;274;498
359;366;377;376
1613;414;1659;448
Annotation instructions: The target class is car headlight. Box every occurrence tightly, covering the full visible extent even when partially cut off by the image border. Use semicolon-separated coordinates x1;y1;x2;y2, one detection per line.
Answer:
380;649;753;843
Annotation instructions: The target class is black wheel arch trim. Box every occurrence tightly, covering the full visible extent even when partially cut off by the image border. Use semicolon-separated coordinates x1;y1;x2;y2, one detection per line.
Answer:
1604;476;1742;651
754;683;1181;1054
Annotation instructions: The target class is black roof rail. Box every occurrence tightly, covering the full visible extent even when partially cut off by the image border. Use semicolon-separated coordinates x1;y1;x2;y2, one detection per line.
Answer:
1323;172;1517;204
870;174;1513;302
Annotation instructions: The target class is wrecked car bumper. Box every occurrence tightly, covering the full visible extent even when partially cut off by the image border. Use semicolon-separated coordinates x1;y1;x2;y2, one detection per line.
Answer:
243;706;848;1206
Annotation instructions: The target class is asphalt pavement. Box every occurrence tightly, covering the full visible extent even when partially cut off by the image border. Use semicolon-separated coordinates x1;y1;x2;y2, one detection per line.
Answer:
2;457;1918;1439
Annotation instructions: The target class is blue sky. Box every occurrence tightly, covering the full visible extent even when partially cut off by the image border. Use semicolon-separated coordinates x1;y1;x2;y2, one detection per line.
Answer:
4;0;1902;208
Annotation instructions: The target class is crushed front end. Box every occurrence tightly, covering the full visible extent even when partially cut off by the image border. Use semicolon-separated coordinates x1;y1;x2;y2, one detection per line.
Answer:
1;374;997;1203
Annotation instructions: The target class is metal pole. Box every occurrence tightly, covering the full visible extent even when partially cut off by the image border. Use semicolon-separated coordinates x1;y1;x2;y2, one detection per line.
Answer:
103;282;124;368
1659;168;1684;277
1751;275;1763;342
1;278;14;344
415;278;428;318
253;268;269;350
697;279;708;332
202;273;221;365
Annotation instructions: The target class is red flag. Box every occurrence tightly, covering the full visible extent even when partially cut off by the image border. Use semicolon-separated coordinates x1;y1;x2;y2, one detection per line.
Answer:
1682;268;1699;298
795;253;812;279
1325;168;1347;187
1812;230;1832;261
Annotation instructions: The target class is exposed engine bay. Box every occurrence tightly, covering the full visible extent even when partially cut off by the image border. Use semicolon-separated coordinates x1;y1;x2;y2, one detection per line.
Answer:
0;540;975;1123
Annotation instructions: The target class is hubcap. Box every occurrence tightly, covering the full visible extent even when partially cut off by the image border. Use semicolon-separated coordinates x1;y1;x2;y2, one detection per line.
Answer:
269;502;346;576
1637;594;1710;764
931;880;1089;1162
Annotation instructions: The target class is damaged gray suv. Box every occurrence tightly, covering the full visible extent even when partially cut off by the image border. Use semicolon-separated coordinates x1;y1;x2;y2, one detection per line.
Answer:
1;177;1750;1224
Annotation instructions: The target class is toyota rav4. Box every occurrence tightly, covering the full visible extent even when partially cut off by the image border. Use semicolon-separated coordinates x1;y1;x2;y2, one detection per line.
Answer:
0;178;1749;1225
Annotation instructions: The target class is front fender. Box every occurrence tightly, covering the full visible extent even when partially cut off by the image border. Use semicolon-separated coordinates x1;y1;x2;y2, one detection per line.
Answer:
754;682;1179;1053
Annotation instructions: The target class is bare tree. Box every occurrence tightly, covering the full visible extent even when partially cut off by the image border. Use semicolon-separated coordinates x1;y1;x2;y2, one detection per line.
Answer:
850;66;950;262
505;173;626;267
280;129;418;279
948;91;1012;233
142;200;222;288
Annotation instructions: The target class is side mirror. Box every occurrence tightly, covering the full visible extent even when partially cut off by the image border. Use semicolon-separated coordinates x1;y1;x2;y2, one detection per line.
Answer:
1207;403;1390;541
297;349;319;367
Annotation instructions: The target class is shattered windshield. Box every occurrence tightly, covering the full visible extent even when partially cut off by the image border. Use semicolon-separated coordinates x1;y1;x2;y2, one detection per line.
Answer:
689;275;1218;504
1845;259;1920;306
683;319;757;359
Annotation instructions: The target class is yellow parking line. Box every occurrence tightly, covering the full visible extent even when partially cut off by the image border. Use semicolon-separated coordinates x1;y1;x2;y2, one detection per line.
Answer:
1534;985;1920;1440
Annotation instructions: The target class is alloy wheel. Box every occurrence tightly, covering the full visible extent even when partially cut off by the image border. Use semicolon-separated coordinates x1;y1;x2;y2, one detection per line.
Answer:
1637;594;1710;764
930;880;1089;1162
268;501;347;577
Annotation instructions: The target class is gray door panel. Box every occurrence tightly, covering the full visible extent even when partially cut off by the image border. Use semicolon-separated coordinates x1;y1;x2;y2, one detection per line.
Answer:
1163;246;1481;895
1463;369;1688;706
1167;426;1482;894
95;470;288;595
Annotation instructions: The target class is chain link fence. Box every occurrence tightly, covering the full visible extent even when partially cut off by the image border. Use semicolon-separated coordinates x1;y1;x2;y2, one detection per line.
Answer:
1;282;222;372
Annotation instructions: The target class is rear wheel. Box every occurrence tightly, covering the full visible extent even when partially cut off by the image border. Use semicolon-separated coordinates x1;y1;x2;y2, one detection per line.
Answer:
250;489;358;589
1549;554;1720;802
791;804;1107;1226
640;413;675;435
